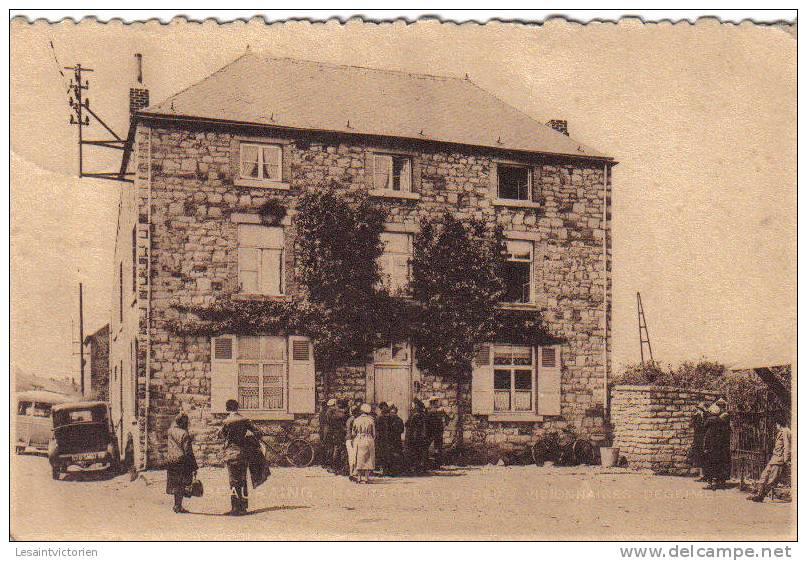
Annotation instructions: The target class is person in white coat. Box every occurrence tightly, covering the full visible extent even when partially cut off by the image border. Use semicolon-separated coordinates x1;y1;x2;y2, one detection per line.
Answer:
351;403;376;484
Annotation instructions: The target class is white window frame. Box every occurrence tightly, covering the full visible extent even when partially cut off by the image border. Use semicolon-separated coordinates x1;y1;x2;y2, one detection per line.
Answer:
373;153;413;193
237;224;285;296
239;142;283;182
378;232;412;296
496;163;532;201
503;239;534;304
492;344;535;413
236;335;288;412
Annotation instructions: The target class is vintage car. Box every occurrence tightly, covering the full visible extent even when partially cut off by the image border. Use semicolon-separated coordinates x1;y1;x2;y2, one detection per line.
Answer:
15;390;71;454
48;401;120;480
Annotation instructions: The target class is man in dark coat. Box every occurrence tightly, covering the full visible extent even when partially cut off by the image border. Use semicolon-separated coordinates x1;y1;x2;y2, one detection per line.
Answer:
320;399;336;470
702;399;732;490
329;399;348;475
375;402;391;475
688;401;709;480
426;397;450;469
387;404;405;475
405;399;429;474
218;399;269;515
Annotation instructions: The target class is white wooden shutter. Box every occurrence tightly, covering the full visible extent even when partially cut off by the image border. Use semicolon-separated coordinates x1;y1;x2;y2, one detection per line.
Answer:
471;344;494;415
288;336;315;414
210;335;237;413
537;345;562;416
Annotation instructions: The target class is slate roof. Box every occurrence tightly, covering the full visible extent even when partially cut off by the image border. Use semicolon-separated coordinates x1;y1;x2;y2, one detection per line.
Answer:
141;54;612;160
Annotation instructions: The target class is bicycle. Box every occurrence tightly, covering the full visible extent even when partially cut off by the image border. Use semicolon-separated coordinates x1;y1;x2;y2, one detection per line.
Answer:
258;424;316;467
531;426;595;467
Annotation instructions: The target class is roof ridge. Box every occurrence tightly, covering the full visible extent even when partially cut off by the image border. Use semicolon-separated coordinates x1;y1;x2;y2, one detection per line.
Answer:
251;52;467;83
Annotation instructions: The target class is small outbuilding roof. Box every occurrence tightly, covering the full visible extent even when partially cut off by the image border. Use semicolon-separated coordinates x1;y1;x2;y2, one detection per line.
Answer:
141;54;612;161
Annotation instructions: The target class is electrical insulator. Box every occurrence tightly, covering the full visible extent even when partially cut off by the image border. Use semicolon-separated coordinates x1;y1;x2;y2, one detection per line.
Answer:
69;115;76;125
84;98;90;109
84;116;90;126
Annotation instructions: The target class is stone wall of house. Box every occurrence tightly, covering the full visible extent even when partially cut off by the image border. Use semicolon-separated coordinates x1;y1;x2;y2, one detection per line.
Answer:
128;119;612;467
610;385;720;475
85;325;110;402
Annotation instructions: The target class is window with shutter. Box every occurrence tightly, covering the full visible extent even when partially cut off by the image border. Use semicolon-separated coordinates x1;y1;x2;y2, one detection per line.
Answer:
235;336;287;412
237;224;284;296
492;344;535;413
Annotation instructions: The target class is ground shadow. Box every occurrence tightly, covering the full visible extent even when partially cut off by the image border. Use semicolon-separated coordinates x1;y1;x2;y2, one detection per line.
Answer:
187;505;309;517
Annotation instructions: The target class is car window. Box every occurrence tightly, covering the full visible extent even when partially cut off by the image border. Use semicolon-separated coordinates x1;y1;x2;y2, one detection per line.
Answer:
18;401;32;415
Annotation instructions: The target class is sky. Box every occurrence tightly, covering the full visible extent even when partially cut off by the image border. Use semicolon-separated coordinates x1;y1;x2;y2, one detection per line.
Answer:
10;17;796;381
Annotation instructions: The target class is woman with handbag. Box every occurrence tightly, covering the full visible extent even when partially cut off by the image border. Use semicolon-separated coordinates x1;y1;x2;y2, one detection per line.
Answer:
165;413;198;514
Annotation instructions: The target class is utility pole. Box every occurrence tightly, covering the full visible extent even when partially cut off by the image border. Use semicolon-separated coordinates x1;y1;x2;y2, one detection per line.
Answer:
65;63;92;177
637;291;654;364
79;282;85;396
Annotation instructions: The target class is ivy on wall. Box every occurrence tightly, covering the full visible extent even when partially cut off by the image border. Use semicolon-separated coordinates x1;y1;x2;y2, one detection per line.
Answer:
169;186;554;379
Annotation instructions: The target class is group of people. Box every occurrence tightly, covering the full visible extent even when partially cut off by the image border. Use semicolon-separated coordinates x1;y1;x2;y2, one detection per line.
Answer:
690;397;792;502
320;396;449;481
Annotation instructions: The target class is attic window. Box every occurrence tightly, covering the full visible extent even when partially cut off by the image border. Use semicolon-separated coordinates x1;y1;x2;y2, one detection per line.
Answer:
240;143;282;182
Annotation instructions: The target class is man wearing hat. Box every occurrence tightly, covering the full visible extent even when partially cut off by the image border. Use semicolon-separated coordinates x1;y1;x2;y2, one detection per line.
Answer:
405;399;430;474
375;402;391;475
321;398;337;471
747;416;791;502
387;404;405;475
426;397;451;469
329;399;349;475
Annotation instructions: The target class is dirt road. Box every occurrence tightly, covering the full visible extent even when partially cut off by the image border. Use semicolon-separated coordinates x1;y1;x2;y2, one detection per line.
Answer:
10;455;794;540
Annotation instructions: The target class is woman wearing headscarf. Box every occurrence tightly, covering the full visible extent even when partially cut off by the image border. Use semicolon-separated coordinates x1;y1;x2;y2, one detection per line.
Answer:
351;403;376;484
688;401;709;480
702;398;732;490
165;412;198;514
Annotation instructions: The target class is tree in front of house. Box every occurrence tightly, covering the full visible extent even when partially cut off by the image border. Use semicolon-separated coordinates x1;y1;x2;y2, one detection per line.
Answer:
292;184;394;374
409;212;505;452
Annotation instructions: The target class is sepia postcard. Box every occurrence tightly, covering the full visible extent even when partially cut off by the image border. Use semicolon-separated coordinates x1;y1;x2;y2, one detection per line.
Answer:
8;12;797;544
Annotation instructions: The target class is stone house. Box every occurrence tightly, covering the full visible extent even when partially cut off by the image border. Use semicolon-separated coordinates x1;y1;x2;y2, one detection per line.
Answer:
83;323;110;401
110;54;615;468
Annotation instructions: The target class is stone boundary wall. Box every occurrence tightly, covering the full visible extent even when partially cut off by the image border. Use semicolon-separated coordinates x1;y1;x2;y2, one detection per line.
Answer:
610;385;719;475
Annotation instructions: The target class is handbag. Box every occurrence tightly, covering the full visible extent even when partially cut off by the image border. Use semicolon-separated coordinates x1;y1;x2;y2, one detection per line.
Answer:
184;477;204;498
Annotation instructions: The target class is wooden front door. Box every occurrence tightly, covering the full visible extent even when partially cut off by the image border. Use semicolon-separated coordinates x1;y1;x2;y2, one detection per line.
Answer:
370;342;414;422
374;366;412;422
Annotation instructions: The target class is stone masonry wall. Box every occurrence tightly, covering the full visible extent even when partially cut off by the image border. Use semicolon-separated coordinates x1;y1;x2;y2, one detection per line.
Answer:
610;385;719;475
127;120;612;467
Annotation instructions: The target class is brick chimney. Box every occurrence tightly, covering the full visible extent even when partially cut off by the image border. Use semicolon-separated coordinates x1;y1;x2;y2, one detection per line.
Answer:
546;119;569;136
129;53;149;117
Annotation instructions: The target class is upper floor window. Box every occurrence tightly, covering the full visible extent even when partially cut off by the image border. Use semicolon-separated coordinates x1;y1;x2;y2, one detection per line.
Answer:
240;143;282;182
237;224;284;295
497;164;532;201
503;240;533;304
374;154;412;193
378;232;412;295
